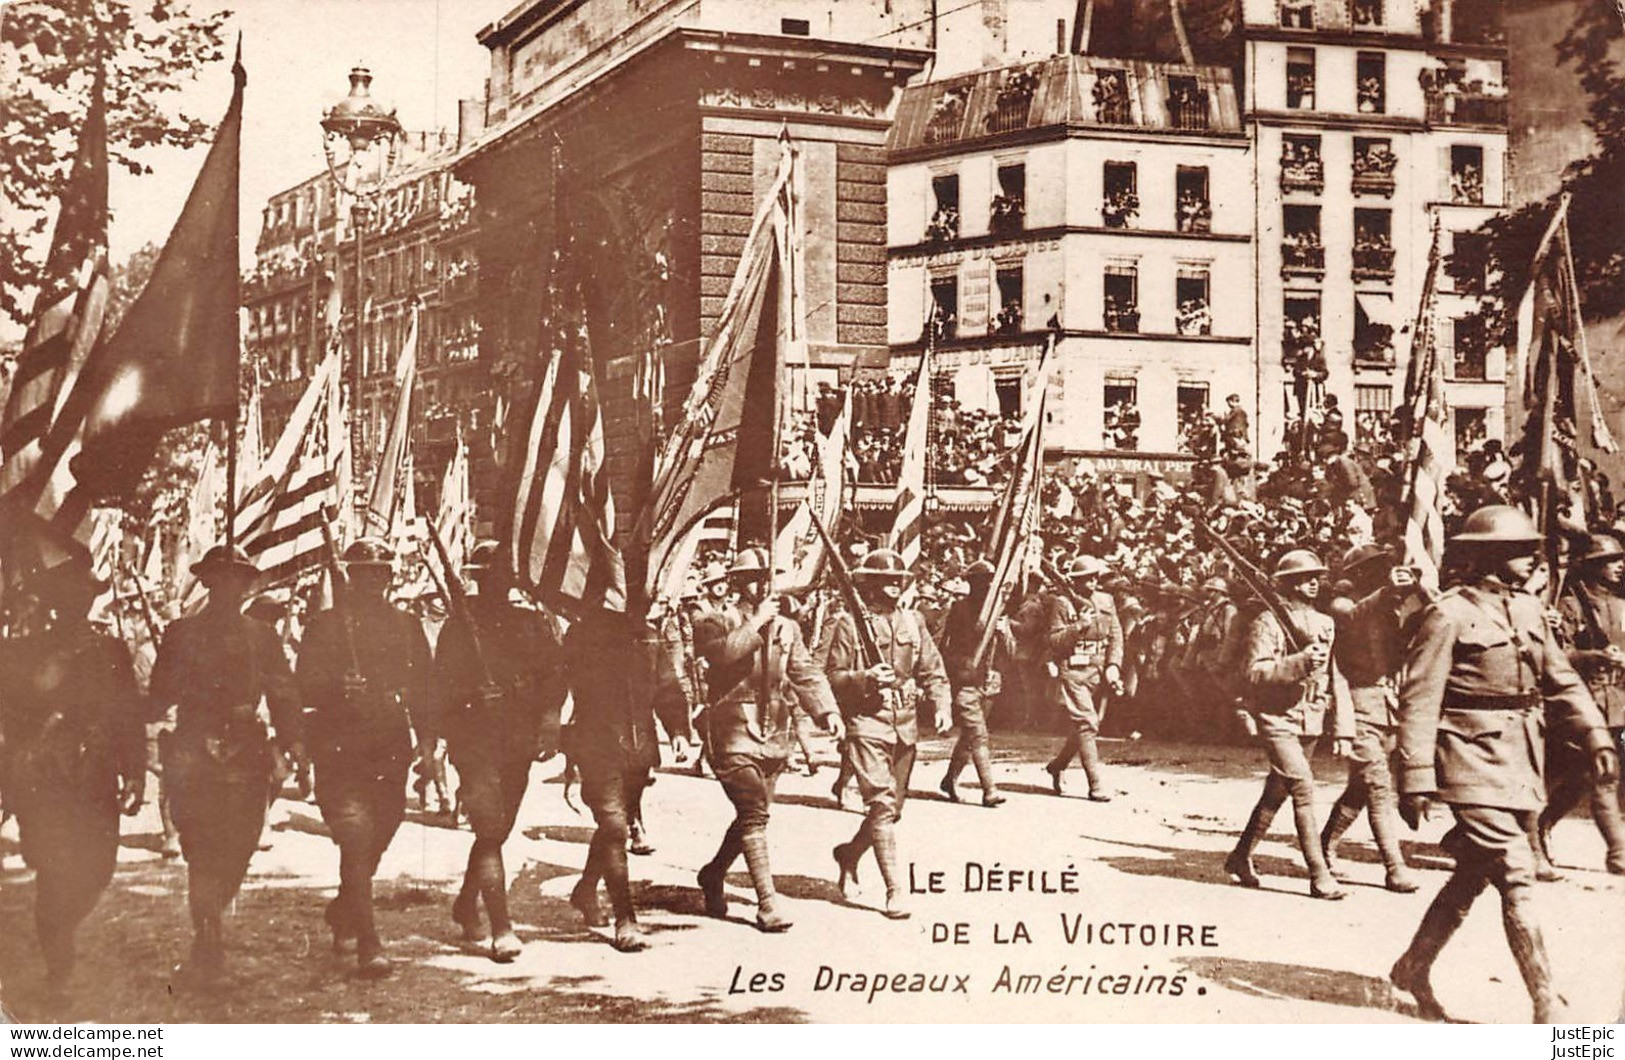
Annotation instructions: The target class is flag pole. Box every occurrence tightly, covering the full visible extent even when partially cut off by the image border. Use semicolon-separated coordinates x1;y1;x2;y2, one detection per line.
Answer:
226;34;245;551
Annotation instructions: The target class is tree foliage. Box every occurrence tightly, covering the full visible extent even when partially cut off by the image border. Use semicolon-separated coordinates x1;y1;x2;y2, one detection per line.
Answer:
1;0;231;326
1447;1;1625;339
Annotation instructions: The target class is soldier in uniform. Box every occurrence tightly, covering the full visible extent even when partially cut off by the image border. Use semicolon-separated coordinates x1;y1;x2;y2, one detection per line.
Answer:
1545;532;1625;875
1226;548;1353;900
692;547;842;931
148;545;305;983
938;559;1007;807
1042;555;1123;800
296;539;436;978
1390;506;1618;1022
563;605;682;952
434;541;565;962
826;548;951;920
0;563;146;1002
1320;542;1422;892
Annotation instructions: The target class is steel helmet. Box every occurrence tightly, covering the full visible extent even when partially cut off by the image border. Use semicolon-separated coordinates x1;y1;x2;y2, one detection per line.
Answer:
1201;575;1230;594
1339;542;1391;577
1065;554;1109;581
464;539;502;570
853;548;911;580
1450;504;1541;544
342;538;393;568
191;544;259;580
964;558;996;587
1272;549;1328;581
728;546;771;578
1581;533;1625;564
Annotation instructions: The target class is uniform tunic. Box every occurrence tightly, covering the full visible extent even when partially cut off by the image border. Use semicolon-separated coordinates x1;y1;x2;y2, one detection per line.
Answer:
691;604;836;762
1557;581;1625;730
1244;603;1353;740
1047;590;1124;734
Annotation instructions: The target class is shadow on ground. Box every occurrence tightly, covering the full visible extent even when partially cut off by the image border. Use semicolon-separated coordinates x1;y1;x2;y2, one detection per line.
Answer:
1180;955;1426;1021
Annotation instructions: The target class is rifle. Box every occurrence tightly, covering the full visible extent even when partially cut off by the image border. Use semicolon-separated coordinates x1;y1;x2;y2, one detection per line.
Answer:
810;516;880;667
1192;518;1308;652
423;515;494;687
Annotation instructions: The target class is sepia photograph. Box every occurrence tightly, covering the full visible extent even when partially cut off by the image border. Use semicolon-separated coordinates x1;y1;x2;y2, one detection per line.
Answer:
0;0;1622;1031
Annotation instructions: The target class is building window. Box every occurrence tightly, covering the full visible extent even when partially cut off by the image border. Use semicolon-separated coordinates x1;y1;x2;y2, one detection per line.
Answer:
1287;48;1316;110
1283;294;1325;378
1357;52;1386;114
992;264;1025;335
994;371;1023;419
1451;145;1486;204
1176;265;1212;336
1176;166;1211;233
991;163;1026;236
1093;68;1132;124
1454;407;1487;453
1352;0;1383;25
1352;137;1397;196
1355;384;1394;448
927;174;960;243
1177;384;1211;455
1167;75;1209;130
781;17;810;35
1354;293;1396;366
925;84;970;145
1104;265;1139;332
1280;0;1314;28
1353;209;1395;280
1280;134;1324;193
1103;161;1139;228
1282;205;1324;277
989;66;1040;134
1104;379;1140;450
929;276;958;341
1453;316;1487;380
1450;230;1489;293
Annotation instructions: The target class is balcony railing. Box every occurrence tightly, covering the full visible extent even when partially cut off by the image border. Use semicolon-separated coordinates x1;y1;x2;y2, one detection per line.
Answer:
1169;93;1210;131
1427;92;1508;127
1352;170;1396;197
1353;244;1396;280
987;93;1033;135
1355;339;1396;368
1280;159;1324;194
1281;242;1325;277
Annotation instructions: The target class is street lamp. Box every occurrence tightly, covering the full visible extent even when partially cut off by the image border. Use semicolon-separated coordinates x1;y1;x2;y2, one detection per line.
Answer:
320;64;403;503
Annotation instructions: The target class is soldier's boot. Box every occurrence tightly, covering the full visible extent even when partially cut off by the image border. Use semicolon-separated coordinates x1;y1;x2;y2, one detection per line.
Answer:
830;762;858;811
184;914;225;988
1319;797;1361;881
36;905;74;1002
971;742;1005;807
1502;888;1561;1023
600;838;648;952
326;896;359;953
741;830;791;933
698;823;744;918
1293;792;1346;900
1588;777;1625;875
1045;735;1079;795
1528;814;1564;882
1076;734;1112;802
870;820;910;920
1226;775;1286;888
453;851;491;941
351;878;393;980
1368;792;1420;893
158;791;182;860
479;848;522;964
1390;868;1487;1021
833;825;870;900
627;816;655;857
570;839;610;929
940;738;969;802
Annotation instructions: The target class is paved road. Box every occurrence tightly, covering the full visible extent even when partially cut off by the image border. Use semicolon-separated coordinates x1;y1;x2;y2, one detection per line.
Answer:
2;734;1621;1023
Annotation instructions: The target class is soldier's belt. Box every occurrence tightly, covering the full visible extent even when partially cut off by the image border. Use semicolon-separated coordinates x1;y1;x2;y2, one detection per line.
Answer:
1442;691;1541;712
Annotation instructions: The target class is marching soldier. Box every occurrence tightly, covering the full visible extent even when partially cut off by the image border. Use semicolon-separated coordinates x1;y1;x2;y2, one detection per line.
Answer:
1390;506;1618;1022
938;560;1007;807
563;606;682;952
0;563;146;1003
296;538;436;978
1042;555;1123;800
1546;532;1625;875
693;547;842;932
1226;548;1352;900
434;541;565;963
1321;543;1422;892
148;546;305;984
827;548;951;920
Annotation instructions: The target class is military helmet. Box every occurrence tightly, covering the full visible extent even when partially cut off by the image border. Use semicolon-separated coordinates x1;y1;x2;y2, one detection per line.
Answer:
341;538;393;568
464;539;502;570
1065;554;1109;581
1581;533;1625;564
1339;542;1391;577
964;558;996;586
190;544;259;580
1450;504;1541;544
1201;575;1230;594
728;546;771;579
1272;549;1328;581
853;548;911;580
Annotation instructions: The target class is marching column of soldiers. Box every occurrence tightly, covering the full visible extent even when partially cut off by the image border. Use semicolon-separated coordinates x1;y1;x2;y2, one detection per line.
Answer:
0;502;1621;1021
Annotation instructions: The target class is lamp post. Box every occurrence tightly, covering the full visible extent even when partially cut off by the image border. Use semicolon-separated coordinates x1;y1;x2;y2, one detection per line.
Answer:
320;64;403;505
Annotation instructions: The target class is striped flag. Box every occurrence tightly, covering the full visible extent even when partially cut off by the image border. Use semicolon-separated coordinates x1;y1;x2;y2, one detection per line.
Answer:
434;429;473;577
650;501;737;605
888;342;933;569
0;64;113;570
366;303;419;535
1399;223;1449;590
775;388;850;593
511;289;627;616
233;349;351;584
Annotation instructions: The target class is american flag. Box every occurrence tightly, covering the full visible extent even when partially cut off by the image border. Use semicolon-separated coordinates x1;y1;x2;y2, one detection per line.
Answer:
0;65;113;569
888;342;933;569
511;291;627;616
433;428;473;577
1399;222;1449;589
365;303;419;536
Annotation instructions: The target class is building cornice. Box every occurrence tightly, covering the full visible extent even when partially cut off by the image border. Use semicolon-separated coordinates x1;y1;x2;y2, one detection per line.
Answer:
1248;109;1428;132
1245;25;1506;58
888;121;1249;167
890;224;1250;262
889;327;1252;356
